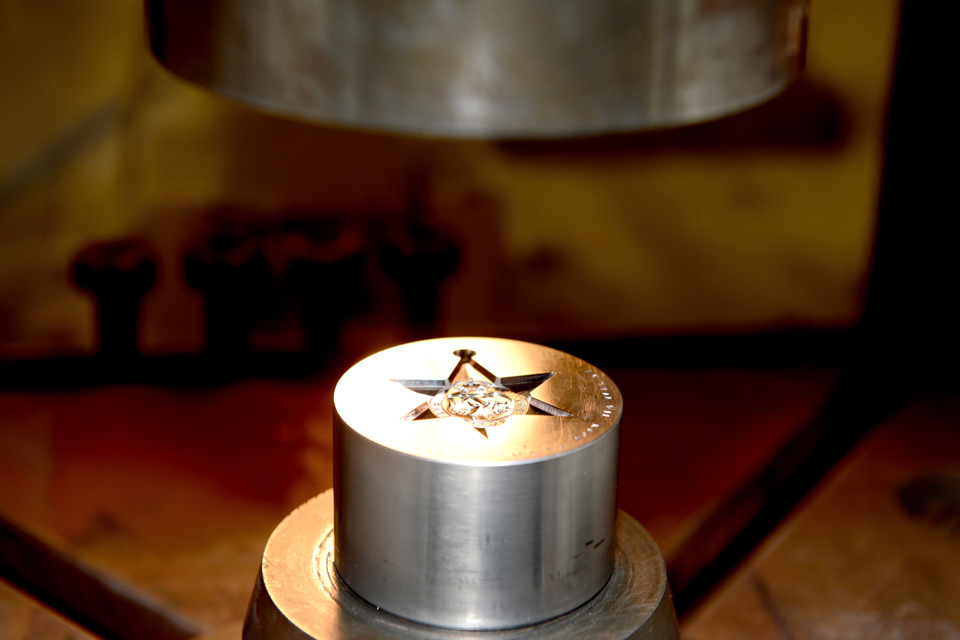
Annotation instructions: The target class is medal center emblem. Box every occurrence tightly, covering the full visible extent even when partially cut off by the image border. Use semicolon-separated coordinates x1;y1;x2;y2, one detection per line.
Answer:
430;380;528;426
391;349;571;437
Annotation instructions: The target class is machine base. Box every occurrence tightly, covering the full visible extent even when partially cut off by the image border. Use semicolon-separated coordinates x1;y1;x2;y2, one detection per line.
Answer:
243;491;680;640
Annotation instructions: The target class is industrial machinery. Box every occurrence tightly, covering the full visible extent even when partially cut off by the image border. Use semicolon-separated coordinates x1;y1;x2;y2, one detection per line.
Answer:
141;2;809;638
244;338;679;639
146;0;808;138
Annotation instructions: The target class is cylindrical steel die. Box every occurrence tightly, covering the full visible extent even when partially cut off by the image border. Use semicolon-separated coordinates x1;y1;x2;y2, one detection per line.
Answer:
333;338;623;630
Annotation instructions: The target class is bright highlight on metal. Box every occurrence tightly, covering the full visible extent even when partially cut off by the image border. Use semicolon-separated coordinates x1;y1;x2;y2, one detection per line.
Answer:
391;348;570;437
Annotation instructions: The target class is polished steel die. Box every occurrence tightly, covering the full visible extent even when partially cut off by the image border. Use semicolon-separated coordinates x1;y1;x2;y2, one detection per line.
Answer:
334;338;622;629
243;338;679;640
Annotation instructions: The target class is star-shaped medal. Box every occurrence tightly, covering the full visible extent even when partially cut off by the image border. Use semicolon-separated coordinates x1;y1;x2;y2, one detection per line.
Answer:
391;349;572;438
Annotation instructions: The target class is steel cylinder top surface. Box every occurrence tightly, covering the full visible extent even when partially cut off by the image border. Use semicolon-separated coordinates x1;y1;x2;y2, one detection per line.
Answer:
333;337;624;630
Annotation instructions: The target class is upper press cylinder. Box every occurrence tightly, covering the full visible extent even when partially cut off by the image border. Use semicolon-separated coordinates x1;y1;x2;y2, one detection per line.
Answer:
146;0;808;138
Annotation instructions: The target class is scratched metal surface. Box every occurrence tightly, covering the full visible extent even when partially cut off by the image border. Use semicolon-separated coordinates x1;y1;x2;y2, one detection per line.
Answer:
682;389;960;640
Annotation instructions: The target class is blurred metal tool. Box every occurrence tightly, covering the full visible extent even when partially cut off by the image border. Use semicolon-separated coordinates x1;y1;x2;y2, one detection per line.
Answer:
146;0;808;138
184;229;270;357
244;338;680;639
284;218;368;358
71;238;157;359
